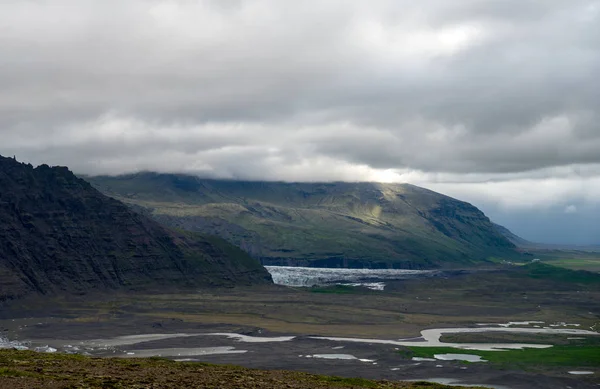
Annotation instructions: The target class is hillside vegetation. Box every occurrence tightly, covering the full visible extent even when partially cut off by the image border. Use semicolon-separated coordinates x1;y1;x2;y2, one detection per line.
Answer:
0;350;476;389
0;157;271;302
87;173;517;268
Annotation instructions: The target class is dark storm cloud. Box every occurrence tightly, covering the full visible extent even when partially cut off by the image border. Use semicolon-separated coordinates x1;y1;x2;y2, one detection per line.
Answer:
1;0;599;204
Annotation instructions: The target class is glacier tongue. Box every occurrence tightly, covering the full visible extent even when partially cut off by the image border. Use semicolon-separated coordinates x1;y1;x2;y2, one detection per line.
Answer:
265;266;433;289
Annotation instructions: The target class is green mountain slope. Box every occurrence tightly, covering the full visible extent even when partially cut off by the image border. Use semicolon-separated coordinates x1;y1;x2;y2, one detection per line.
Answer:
0;157;271;302
492;223;533;247
86;173;517;268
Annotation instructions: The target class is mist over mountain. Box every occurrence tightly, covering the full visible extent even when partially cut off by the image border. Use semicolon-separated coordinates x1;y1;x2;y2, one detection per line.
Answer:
87;172;518;269
1;1;599;247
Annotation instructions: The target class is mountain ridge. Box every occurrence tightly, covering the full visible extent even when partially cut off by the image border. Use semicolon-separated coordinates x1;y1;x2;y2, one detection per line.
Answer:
0;156;271;302
87;172;518;268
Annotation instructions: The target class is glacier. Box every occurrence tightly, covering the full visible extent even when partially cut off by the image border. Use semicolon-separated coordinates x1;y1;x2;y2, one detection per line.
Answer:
265;266;434;290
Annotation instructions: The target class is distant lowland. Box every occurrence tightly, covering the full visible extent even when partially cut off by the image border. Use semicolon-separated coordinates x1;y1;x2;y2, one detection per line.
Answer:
86;172;520;269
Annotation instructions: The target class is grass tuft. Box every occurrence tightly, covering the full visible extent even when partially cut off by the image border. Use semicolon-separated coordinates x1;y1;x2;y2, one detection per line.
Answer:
406;344;600;368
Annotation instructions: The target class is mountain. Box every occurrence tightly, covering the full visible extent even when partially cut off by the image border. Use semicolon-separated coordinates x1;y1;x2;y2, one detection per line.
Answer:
492;223;533;247
86;173;518;268
0;156;271;302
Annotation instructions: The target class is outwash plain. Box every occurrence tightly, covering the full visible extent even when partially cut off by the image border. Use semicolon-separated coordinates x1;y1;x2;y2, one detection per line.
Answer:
3;263;599;389
1;158;599;389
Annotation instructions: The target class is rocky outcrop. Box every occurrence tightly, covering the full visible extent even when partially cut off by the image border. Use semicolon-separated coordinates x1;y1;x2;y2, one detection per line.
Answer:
0;156;271;302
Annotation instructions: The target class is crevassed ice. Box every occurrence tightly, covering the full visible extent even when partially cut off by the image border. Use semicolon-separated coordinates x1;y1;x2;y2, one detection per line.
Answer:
265;266;433;288
0;336;29;350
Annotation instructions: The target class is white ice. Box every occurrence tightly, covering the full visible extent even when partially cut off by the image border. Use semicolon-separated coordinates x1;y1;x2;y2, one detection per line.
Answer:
408;379;511;389
308;354;375;362
311;326;599;351
0;336;29;350
496;321;545;327
203;333;295;343
434;353;487;362
120;346;247;358
311;354;357;360
51;332;295;349
82;333;197;347
265;266;433;288
340;282;386;290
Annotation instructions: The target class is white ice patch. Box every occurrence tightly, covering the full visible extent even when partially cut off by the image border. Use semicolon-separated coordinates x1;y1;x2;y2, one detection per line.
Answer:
34;346;57;353
311;326;599;351
120;346;247;358
82;333;197;347
568;371;594;375
549;322;580;327
408;378;511;389
60;332;294;350
496;321;545;327
434;353;487;362
308;354;375;362
412;357;437;361
265;266;433;288
311;354;357;360
340;282;386;290
203;333;295;343
0;337;29;350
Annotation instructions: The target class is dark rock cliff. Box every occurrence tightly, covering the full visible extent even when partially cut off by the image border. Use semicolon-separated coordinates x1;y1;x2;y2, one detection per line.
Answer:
0;156;271;302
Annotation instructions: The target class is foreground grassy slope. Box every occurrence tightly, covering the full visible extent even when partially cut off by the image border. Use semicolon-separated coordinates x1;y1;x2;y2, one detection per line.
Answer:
87;173;517;268
408;342;600;370
0;350;475;389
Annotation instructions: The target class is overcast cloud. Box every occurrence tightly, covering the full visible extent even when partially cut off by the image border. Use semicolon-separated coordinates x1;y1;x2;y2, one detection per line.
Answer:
1;0;599;243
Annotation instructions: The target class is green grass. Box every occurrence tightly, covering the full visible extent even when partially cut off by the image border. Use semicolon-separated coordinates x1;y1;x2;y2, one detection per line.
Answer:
439;333;600;346
521;262;600;285
85;173;518;268
407;344;600;368
0;368;39;378
544;258;600;272
0;350;476;388
525;250;600;272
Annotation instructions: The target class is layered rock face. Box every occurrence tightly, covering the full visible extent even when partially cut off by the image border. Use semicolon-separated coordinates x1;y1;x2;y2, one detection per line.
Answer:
0;156;271;301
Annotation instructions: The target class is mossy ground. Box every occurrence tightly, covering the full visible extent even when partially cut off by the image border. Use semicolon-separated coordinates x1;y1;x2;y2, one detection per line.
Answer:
406;338;600;371
0;350;477;389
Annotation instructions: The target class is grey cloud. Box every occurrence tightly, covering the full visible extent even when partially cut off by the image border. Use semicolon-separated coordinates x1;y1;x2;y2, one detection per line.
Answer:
1;0;600;180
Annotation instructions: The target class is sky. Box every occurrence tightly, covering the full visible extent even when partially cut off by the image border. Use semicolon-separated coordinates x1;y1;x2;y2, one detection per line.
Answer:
1;0;599;244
